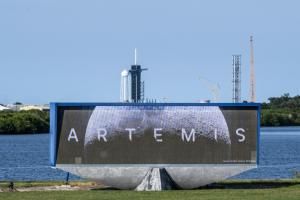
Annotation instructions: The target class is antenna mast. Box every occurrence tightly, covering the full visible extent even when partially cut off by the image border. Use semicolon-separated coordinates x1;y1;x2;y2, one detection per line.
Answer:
249;36;256;102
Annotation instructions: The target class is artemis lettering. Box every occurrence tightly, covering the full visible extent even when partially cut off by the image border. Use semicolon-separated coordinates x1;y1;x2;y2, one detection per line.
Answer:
68;128;247;143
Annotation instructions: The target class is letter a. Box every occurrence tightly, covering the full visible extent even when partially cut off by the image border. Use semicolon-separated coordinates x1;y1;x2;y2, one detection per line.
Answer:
68;128;79;142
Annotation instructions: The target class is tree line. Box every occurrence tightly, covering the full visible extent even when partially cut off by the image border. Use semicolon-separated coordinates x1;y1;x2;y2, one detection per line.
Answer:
261;93;300;126
0;94;298;134
0;110;49;134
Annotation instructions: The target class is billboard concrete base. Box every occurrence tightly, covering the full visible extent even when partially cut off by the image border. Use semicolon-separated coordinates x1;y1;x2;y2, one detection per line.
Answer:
135;168;179;191
56;165;256;190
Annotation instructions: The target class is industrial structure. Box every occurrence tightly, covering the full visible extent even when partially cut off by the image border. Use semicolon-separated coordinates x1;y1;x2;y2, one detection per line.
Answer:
232;55;242;103
199;77;220;102
120;49;147;103
249;36;256;102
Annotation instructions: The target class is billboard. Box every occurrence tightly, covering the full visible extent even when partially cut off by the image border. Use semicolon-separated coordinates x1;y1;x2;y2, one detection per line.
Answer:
50;103;259;165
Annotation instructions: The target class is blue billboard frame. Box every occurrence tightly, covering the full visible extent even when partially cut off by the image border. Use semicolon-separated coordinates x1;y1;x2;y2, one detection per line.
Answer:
50;102;261;166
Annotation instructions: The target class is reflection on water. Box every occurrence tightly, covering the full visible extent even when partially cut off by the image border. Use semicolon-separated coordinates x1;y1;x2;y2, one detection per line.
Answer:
1;128;300;181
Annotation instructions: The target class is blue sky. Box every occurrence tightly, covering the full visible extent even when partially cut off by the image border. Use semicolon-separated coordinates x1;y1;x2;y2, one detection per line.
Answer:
0;0;299;104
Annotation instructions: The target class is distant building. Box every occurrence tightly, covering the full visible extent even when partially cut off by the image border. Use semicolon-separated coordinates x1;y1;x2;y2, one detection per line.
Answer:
0;105;10;111
6;104;22;111
19;104;49;111
41;105;50;111
19;105;43;111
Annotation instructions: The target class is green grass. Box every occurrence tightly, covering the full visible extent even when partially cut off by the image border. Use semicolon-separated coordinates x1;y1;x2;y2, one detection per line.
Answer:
1;186;300;200
1;180;300;200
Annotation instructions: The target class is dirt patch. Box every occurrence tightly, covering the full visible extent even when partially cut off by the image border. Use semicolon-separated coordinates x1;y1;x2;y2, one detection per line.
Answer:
17;185;87;192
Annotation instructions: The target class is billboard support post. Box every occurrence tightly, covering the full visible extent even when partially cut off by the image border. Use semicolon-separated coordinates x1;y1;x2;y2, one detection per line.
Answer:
135;168;178;191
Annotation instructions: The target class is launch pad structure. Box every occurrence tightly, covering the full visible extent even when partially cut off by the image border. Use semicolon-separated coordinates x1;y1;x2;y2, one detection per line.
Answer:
120;49;147;103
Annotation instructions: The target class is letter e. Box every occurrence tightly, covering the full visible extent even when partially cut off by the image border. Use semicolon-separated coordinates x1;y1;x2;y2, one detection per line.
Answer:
154;128;163;142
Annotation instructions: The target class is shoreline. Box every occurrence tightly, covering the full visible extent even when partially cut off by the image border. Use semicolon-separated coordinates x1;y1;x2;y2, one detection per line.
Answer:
1;179;300;192
0;132;49;135
1;126;300;135
261;126;300;131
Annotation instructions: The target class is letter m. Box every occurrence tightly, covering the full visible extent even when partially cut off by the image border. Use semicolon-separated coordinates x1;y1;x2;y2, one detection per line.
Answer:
181;128;195;142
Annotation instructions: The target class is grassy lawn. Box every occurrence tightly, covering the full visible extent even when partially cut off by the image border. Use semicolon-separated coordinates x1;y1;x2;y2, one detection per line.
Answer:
0;180;300;200
0;186;300;200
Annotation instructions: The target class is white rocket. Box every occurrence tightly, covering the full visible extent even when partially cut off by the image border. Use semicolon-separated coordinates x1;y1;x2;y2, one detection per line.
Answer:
120;69;130;102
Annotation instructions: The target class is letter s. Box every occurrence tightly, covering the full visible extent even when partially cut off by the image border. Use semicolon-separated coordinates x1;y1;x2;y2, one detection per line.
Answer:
236;128;245;142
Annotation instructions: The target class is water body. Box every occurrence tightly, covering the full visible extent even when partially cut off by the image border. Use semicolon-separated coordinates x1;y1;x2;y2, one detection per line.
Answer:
0;134;79;181
235;127;300;179
1;128;300;181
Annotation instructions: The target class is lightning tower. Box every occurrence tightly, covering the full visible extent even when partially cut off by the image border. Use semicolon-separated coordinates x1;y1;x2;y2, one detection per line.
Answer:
249;36;256;102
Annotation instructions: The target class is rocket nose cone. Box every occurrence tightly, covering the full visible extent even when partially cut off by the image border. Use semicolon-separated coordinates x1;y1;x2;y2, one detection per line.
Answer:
121;70;129;76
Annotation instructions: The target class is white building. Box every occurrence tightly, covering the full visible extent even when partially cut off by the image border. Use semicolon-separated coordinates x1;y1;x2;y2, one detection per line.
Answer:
0;105;10;111
19;105;43;111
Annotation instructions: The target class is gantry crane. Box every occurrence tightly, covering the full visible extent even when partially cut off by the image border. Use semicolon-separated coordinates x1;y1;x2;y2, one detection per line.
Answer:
199;77;220;102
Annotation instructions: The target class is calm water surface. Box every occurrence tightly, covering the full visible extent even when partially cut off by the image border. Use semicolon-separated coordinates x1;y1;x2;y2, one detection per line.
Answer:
0;134;79;181
1;128;300;181
235;127;300;179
